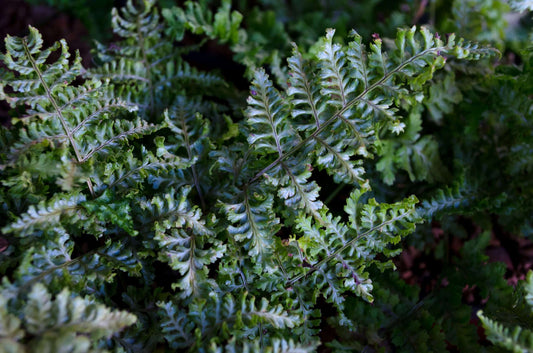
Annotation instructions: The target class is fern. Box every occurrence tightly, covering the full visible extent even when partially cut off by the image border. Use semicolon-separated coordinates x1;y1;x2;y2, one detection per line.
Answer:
478;311;533;353
158;291;302;349
476;271;533;353
0;0;513;351
0;283;135;352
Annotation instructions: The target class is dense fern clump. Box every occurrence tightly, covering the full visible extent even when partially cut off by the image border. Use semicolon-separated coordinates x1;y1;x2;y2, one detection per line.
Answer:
0;0;531;352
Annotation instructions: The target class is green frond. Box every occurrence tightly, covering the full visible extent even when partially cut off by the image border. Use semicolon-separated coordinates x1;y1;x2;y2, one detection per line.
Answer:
93;147;188;192
313;131;366;184
281;188;420;316
162;0;243;44
223;185;281;261
277;160;324;219
247;68;296;156
155;60;227;93
157;301;194;349
424;72;462;124
155;225;224;298
8;86;139;163
287;45;327;130
89;57;150;84
77;117;158;163
14;229;74;286
287;47;367;184
142;186;207;233
377;133;448;186
0;297;24;350
478;311;533;353
11;230;141;293
158;291;302;349
82;189;137;235
2;193;86;237
247;26;494;192
0;26;144;204
111;0;159;41
96;239;144;277
163;99;211;163
143;186;222;297
0;2;514;351
419;179;478;219
22;283;135;343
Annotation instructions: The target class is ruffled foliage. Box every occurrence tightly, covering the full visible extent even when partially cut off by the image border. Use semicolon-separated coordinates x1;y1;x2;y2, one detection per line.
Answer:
0;0;525;352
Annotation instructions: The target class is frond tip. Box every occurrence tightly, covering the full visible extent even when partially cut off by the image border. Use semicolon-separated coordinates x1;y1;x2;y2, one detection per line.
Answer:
478;310;533;353
0;283;136;350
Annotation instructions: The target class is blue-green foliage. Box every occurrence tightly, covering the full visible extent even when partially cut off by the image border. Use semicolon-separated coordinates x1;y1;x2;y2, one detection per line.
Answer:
0;0;524;352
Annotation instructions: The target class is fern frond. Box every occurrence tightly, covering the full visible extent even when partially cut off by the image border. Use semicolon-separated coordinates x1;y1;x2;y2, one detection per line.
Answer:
157;301;194;349
223;185;281;261
77;117;158;163
419;179;478;219
318;29;358;108
155;226;224;298
208;337;319;353
12;229;140;293
89;57;150;84
93;147;188;192
247;69;297;156
424;72;462;124
287;187;420;307
15;229;74;284
142;186;207;233
156;60;227;93
144;186;222;298
277;160;324;219
478;311;533;353
161;0;243;44
248;26;494;191
0;296;24;347
2;193;86;237
111;0;159;41
158;292;302;349
0;283;135;352
24;283;136;338
163;98;211;162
